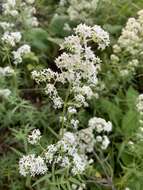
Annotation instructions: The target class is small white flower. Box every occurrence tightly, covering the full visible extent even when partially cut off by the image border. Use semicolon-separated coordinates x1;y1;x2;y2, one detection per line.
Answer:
31;17;39;27
101;135;110;150
53;97;63;109
28;129;41;145
96;135;102;142
71;119;79;129
68;106;77;114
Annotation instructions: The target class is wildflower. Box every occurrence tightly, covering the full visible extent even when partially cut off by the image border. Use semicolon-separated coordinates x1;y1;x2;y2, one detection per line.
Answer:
101;135;110;150
71;119;79;129
12;44;31;64
0;89;11;98
2;31;22;46
92;25;110;50
88;117;112;133
59;0;99;23
28;129;41;145
88;117;112;149
19;154;47;177
32;23;109;109
78;127;95;153
0;66;14;76
44;132;88;175
0;22;14;30
53;97;63;109
68;106;77;114
136;94;143;114
63;132;77;144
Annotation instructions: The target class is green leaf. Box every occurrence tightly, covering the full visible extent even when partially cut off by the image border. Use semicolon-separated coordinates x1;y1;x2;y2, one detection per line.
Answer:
125;87;138;110
32;174;52;187
24;28;49;51
99;99;122;127
49;15;71;37
121;110;139;136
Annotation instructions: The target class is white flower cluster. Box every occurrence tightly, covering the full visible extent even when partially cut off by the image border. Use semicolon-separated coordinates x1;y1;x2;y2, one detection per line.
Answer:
136;94;143;141
0;89;11;98
19;154;47;177
0;0;38;65
0;66;14;77
45;132;88;175
2;31;22;47
0;22;14;30
3;0;18;17
131;95;143;144
136;94;143;115
12;44;31;65
19;131;88;176
32;23;109;109
59;0;99;23
2;0;38;27
111;10;143;77
88;117;112;150
28;129;41;145
19;116;112;177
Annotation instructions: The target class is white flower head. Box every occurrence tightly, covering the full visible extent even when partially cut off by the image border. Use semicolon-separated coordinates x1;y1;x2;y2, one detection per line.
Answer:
101;135;110;150
28;129;41;145
0;89;11;98
12;44;31;64
68;106;77;114
88;117;112;133
75;23;92;38
71;119;79;129
2;31;21;46
19;154;47;177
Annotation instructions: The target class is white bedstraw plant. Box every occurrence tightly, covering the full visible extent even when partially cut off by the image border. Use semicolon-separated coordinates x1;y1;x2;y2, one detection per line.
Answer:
19;23;112;178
